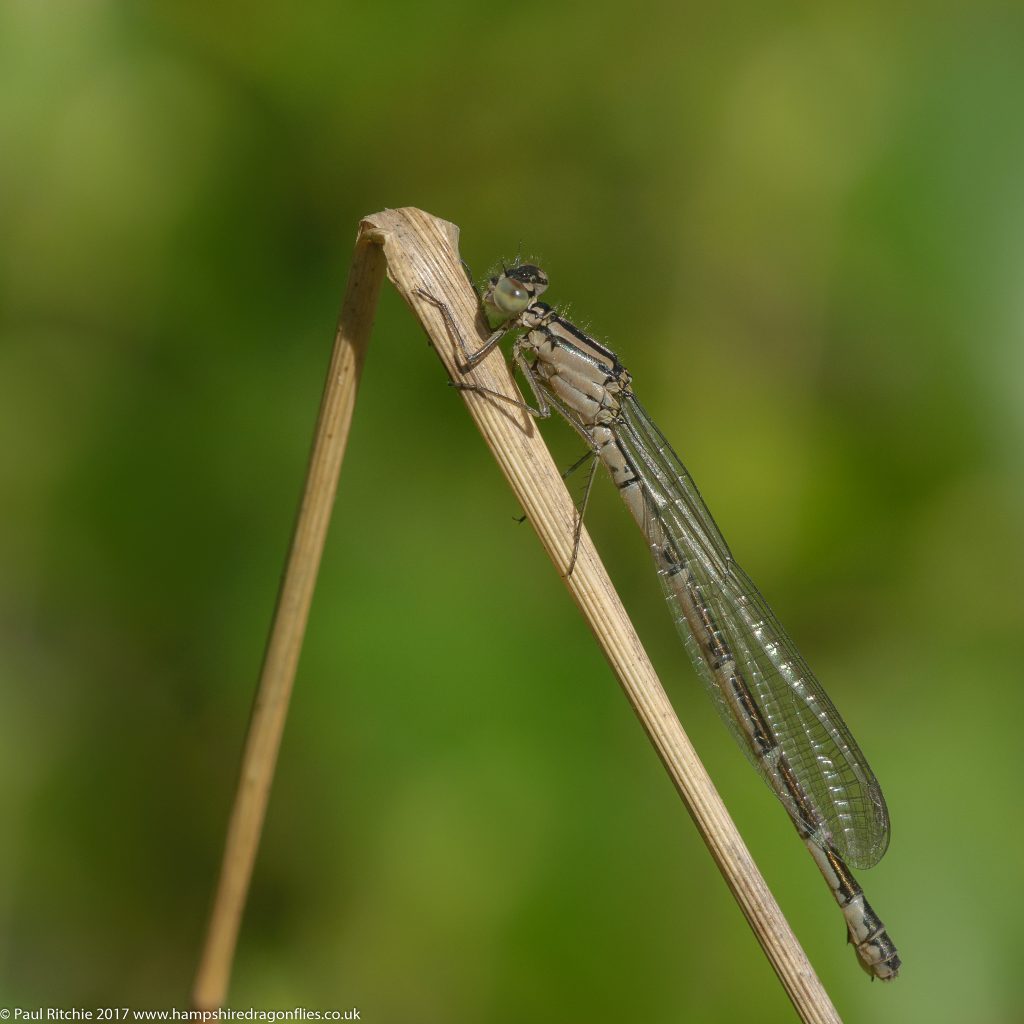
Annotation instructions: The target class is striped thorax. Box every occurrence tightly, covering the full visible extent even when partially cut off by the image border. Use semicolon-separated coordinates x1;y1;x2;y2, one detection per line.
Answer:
517;302;632;429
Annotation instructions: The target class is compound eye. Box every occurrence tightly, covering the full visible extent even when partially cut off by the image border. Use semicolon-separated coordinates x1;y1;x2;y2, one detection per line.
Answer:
493;275;531;315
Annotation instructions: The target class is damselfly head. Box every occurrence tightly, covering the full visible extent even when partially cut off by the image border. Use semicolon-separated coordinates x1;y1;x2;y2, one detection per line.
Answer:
482;263;549;326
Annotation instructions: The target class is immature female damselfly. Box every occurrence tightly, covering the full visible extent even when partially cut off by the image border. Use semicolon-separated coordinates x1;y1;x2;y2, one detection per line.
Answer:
420;263;900;980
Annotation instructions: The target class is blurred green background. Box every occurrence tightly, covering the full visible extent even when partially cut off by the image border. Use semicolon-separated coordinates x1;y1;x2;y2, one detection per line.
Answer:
3;2;1023;1021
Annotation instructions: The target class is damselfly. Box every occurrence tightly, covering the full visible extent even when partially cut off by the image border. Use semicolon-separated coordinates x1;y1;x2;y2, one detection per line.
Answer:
419;263;900;980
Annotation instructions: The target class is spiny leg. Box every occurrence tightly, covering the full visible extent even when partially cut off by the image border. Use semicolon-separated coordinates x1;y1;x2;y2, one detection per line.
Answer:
415;287;518;372
566;450;600;576
513;448;598;526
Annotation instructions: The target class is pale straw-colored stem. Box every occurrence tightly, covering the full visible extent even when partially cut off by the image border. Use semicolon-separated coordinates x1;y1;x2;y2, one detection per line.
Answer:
192;231;385;1011
370;208;842;1024
194;206;842;1024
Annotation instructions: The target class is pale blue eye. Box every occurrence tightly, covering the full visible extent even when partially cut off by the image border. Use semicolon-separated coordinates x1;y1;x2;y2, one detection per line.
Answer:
494;277;530;315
